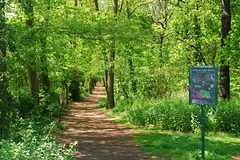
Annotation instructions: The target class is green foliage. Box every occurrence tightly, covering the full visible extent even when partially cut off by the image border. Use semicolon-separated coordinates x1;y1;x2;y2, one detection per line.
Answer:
214;98;240;133
0;86;76;159
0;121;77;160
98;97;107;108
12;88;37;118
2;0;240;158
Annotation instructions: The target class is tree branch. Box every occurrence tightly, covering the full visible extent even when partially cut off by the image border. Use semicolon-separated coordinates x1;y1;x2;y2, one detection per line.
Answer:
119;0;124;13
130;1;153;16
147;14;166;29
172;32;208;65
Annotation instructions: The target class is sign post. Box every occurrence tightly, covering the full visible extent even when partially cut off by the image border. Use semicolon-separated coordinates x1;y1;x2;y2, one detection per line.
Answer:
201;104;205;160
189;66;218;160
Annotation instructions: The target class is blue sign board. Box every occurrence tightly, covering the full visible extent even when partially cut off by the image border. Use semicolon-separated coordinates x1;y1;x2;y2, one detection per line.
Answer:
189;66;218;105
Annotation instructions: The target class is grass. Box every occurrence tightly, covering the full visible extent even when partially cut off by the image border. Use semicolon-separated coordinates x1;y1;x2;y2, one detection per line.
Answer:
132;129;240;160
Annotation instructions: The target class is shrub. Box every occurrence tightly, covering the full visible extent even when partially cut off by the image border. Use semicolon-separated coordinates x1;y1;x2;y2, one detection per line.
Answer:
0;89;77;159
0;136;77;160
14;88;37;118
0;120;77;160
98;97;107;108
124;98;202;132
114;96;240;134
214;98;240;133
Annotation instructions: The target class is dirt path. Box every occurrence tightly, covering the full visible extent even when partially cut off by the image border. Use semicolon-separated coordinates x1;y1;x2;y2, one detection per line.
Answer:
58;82;154;160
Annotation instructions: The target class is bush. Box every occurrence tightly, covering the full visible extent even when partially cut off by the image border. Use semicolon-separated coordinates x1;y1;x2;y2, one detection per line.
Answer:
98;97;107;108
0;87;77;159
14;88;37;118
214;98;240;133
0;120;77;160
125;98;202;133
114;96;240;134
0;135;77;160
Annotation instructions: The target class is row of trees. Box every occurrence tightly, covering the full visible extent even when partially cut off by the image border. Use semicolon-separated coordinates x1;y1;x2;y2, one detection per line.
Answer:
1;0;239;138
105;0;237;107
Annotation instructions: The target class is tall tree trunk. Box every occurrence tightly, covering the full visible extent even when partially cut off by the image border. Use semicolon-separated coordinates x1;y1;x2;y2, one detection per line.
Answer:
103;49;108;91
25;1;39;102
158;33;164;62
40;56;50;94
64;81;69;105
128;57;136;92
106;0;118;109
107;49;115;109
89;75;94;94
94;0;99;11
220;0;231;99
112;0;118;15
40;0;50;95
0;0;9;138
27;59;39;102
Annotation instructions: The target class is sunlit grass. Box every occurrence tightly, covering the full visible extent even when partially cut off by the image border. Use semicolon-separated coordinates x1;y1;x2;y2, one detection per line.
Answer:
132;130;240;160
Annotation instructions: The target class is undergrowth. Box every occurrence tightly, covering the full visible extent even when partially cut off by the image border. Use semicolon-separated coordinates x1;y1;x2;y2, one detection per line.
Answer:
0;119;77;159
0;88;77;159
99;94;240;134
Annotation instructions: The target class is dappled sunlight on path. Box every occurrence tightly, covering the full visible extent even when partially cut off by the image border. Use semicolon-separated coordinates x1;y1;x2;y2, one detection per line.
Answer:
58;82;153;160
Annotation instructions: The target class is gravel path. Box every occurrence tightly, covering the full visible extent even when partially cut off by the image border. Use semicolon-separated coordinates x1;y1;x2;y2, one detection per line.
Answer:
58;82;154;160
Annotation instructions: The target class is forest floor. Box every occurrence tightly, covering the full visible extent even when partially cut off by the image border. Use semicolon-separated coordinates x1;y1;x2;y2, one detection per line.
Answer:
58;82;158;160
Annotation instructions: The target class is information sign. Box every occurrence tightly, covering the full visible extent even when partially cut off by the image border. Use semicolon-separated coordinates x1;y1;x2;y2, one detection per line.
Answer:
189;66;218;105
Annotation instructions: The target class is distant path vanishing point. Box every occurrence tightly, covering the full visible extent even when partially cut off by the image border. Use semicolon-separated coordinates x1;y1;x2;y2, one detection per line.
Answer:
58;82;156;160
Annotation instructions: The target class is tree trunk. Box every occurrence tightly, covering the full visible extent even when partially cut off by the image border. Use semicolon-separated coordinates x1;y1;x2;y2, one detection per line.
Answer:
107;49;115;109
0;0;9;138
106;0;118;109
64;81;69;105
158;33;164;63
104;69;108;91
128;57;136;92
112;0;118;15
89;75;94;94
41;56;50;94
26;61;39;102
94;0;99;11
40;33;50;95
25;1;39;102
220;0;231;99
103;49;108;91
40;0;51;95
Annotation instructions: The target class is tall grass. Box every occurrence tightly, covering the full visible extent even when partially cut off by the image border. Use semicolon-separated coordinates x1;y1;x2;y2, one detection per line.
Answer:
108;93;240;134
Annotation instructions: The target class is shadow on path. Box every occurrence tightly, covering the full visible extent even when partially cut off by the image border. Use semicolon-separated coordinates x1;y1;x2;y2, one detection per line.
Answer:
58;82;154;160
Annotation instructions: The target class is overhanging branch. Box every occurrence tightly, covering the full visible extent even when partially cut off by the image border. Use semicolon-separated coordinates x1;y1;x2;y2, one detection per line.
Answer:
172;32;208;65
130;1;153;16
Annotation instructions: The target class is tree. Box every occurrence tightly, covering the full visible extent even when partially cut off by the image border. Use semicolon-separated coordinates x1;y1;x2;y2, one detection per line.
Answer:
220;0;231;99
106;0;118;109
94;0;99;11
40;0;51;95
147;0;171;61
0;0;9;138
19;0;39;102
